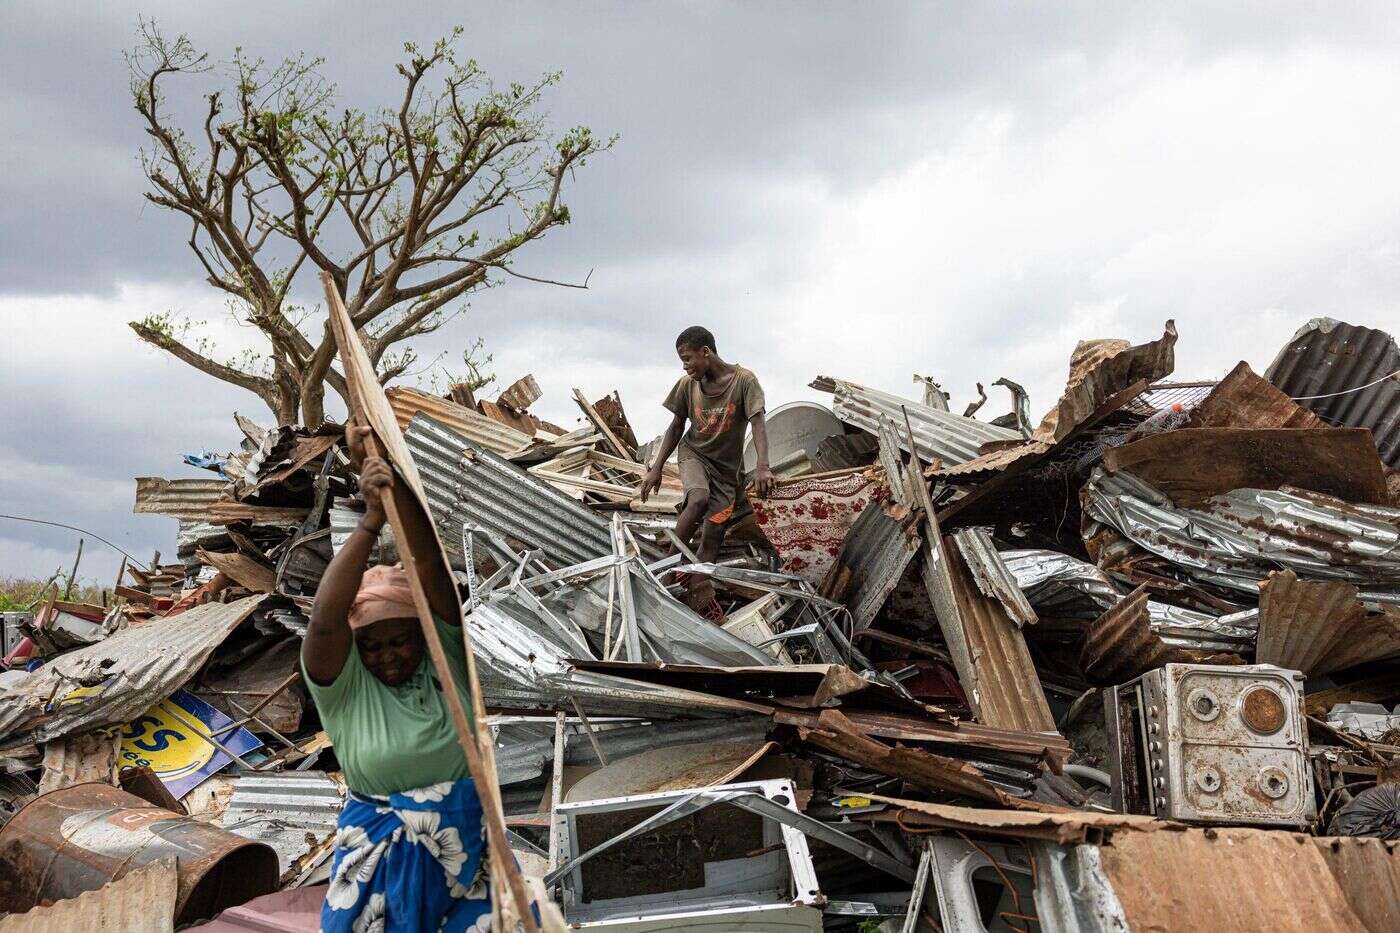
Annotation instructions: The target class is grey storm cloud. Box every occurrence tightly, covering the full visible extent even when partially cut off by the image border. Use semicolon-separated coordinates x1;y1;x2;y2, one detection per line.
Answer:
4;1;1400;583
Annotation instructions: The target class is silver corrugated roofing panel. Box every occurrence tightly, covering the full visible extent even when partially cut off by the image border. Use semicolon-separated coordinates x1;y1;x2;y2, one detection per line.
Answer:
1265;317;1400;467
812;376;1019;466
465;578;775;716
0;595;267;747
387;385;533;455
1001;549;1256;651
624;565;777;665
404;413;661;570
1083;468;1400;603
134;478;230;521
218;771;345;883
836;503;922;631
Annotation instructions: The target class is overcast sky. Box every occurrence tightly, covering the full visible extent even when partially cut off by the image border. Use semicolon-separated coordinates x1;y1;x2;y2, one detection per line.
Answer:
4;2;1399;586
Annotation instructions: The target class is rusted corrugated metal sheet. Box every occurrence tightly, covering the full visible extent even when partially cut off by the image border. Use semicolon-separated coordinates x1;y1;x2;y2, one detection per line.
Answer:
1255;571;1400;676
36;732;119;794
811;375;1019;465
386;385;533;456
0;857;178;933
1102;427;1389;508
1313;835;1400;933
0;596;267;746
951;528;1037;627
1033;320;1177;442
0;783;278;925
1265;317;1400;467
827;501;922;631
496;373;543;411
862;794;1172;843
133;478;229;521
1099;827;1381;932
927;535;1055;731
1189;361;1326;430
1079;585;1240;686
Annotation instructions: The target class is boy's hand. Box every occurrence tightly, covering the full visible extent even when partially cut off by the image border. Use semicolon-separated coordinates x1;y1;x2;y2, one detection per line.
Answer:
753;465;775;498
360;456;392;531
639;466;663;502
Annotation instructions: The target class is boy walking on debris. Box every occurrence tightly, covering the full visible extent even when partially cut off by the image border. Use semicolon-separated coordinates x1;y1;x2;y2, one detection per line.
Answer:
640;326;774;621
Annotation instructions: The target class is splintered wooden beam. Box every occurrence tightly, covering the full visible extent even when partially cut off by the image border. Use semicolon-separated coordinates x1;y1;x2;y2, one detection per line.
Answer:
321;272;545;933
572;388;634;459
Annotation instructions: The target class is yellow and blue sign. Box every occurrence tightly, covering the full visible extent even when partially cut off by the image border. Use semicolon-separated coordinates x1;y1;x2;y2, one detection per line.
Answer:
119;689;262;798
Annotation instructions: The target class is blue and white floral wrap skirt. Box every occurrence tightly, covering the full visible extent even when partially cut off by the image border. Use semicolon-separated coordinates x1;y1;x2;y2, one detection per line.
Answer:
321;777;492;933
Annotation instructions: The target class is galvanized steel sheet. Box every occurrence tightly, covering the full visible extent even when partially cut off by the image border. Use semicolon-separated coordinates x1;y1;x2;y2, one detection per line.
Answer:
1265;317;1400;467
404;413;661;570
1082;468;1400;601
813;376;1019;466
0;595;268;747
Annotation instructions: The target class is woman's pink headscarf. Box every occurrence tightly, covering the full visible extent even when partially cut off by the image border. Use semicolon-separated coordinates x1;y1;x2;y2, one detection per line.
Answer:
348;565;417;630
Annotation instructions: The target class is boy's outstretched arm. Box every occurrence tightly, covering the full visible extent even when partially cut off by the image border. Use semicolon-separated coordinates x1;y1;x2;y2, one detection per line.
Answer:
750;412;775;497
640;410;687;501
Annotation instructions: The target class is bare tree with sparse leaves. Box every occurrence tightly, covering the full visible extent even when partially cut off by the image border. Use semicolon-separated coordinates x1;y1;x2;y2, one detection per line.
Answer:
128;21;610;425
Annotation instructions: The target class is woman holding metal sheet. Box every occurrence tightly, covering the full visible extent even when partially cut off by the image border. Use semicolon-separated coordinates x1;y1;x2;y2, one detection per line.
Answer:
302;423;492;933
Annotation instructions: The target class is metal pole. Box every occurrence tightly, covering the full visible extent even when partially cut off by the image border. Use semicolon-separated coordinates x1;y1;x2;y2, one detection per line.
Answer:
548;710;567;870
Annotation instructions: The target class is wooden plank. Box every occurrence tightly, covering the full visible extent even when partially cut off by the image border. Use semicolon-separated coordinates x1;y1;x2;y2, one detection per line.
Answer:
195;549;277;593
321;272;542;932
572;388;633;459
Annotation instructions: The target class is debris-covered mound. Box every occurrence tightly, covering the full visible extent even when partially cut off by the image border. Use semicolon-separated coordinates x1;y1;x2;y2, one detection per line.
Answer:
4;319;1400;930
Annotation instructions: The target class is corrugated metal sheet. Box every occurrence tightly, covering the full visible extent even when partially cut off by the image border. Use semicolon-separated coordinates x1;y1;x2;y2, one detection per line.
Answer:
1265;317;1400;467
1255;571;1400;676
1102;427;1388;508
951;529;1037;627
1099;827;1386;932
1078;586;1240;686
1002;549;1257;652
0;857;177;933
1082;467;1400;602
1033;320;1177;443
463;570;771;716
1079;585;1178;685
831;502;922;631
863;793;1171;843
811;376;1019;466
926;534;1056;732
1188;361;1325;430
0;595;267;746
496;374;543;411
37;731;119;794
387;385;532;456
133;478;229;521
404;413;660;570
218;771;344;883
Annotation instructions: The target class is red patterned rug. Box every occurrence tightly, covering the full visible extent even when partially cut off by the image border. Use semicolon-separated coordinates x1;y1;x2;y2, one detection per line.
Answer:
753;472;875;586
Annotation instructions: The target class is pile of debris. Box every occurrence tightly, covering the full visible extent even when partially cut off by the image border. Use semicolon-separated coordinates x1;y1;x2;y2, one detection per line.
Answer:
3;316;1400;930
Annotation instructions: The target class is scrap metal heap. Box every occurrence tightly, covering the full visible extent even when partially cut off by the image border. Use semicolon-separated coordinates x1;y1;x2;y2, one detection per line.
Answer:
3;319;1400;929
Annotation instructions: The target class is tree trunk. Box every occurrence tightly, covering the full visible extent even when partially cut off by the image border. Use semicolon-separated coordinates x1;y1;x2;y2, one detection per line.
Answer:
274;392;300;427
300;378;327;428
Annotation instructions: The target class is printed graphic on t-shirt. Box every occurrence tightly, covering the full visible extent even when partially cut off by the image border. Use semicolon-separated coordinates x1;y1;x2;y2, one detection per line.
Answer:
693;399;737;439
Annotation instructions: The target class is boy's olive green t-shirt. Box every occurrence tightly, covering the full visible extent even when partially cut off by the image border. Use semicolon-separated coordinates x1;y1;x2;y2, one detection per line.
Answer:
662;366;766;477
301;616;475;797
